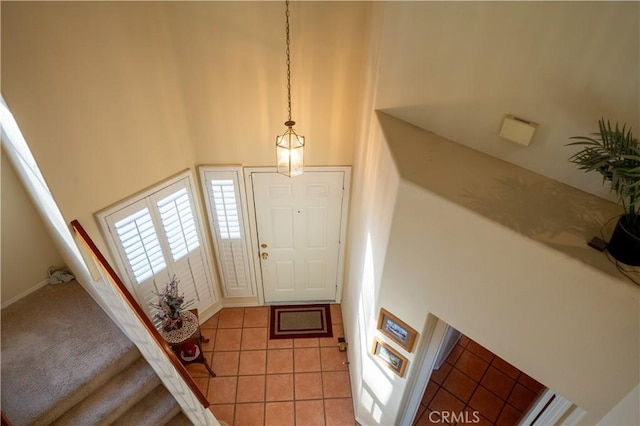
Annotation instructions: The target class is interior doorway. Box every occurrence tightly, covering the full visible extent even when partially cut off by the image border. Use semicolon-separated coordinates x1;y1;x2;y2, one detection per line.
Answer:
413;327;545;425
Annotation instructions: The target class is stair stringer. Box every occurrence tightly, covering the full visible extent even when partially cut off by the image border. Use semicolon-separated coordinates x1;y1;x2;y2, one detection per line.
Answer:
89;273;218;426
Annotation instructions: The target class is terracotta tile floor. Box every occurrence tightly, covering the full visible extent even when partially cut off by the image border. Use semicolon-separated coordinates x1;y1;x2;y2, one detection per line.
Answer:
414;335;545;426
187;304;356;425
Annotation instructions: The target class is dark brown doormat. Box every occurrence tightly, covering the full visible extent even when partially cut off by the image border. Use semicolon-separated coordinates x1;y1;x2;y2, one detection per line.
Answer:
269;304;333;340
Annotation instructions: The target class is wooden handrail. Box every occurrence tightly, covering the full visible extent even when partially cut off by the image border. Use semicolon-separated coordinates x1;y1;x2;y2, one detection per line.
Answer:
70;220;209;408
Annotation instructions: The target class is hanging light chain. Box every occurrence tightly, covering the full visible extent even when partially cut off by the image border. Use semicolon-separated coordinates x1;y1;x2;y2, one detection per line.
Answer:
285;0;293;126
276;0;303;177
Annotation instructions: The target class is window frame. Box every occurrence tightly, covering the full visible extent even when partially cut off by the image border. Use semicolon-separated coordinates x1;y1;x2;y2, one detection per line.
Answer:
199;165;256;298
96;170;219;308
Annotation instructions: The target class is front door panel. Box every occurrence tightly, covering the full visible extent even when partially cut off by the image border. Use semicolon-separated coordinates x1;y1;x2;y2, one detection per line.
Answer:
252;171;345;302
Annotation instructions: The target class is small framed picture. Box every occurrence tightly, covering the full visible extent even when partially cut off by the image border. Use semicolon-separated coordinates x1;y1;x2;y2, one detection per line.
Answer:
377;308;418;352
371;337;408;377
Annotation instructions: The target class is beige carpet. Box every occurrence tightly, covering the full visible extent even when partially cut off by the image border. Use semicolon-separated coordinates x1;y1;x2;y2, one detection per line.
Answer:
1;281;137;425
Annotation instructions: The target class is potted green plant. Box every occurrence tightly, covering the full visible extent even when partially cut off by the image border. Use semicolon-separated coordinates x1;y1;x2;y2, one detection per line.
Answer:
568;119;640;266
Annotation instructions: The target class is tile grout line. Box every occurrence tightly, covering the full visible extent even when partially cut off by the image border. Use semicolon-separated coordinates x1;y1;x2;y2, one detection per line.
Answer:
228;310;239;425
319;342;327;426
207;316;218;416
453;348;510;423
436;360;464;422
208;306;353;425
419;336;545;426
245;308;269;425
457;346;484;426
492;367;521;425
478;352;503;425
235;308;245;424
446;346;490;425
474;351;501;425
292;333;297;425
208;321;216;419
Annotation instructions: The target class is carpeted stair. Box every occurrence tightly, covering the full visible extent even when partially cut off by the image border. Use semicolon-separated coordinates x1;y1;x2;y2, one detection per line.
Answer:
1;280;192;426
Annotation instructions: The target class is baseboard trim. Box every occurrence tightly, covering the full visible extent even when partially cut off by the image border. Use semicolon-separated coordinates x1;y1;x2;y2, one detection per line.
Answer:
1;279;50;309
221;301;261;308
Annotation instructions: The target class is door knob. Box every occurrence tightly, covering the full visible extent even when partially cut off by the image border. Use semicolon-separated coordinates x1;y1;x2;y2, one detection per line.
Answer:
262;252;269;260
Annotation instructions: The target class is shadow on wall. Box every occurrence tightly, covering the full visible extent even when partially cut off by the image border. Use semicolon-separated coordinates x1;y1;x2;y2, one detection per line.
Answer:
360;381;388;424
459;174;623;277
374;110;631;281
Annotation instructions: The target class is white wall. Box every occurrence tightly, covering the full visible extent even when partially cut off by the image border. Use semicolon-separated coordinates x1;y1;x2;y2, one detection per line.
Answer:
375;1;639;202
597;385;640;426
339;4;409;424
342;116;401;426
346;112;639;425
385;180;638;425
352;6;640;421
1;153;64;304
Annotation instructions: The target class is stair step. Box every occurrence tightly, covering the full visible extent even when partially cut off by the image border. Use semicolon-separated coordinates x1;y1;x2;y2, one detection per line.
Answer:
114;384;183;426
52;357;160;425
165;411;194;426
2;281;191;426
0;281;140;426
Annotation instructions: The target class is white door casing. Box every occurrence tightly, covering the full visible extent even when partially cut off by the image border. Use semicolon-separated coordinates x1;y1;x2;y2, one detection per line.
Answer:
245;167;350;303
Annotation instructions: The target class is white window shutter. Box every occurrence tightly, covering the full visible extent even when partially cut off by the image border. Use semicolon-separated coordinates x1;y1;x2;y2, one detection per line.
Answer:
200;167;255;298
97;172;218;323
157;187;201;261
113;206;167;284
211;180;241;240
153;178;215;308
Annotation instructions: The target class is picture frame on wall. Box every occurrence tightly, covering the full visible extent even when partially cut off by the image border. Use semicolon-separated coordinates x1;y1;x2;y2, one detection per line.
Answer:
371;337;408;377
377;307;418;352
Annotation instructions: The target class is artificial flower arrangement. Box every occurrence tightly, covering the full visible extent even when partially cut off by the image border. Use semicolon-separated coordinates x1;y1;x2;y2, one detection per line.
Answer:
150;275;193;332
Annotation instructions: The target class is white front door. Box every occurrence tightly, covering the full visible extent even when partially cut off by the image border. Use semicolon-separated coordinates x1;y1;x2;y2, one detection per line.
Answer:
251;170;348;303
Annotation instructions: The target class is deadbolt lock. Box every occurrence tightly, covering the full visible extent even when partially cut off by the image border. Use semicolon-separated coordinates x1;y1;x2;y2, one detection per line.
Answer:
261;252;269;260
261;243;268;249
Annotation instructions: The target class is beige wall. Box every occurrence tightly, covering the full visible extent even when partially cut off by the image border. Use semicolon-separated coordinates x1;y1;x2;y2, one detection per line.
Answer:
375;112;625;279
375;1;639;201
363;4;639;421
4;1;639;423
342;107;401;426
384;179;638;424
1;1;369;271
1;153;64;304
343;112;639;425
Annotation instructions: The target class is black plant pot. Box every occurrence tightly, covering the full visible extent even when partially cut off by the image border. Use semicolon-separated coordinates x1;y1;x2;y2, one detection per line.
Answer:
607;215;640;266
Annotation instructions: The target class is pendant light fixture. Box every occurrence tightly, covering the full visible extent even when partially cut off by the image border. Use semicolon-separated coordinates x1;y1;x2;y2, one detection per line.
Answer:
276;0;304;177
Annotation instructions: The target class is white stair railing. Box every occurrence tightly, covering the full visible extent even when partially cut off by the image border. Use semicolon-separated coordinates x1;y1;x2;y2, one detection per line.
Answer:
71;220;219;426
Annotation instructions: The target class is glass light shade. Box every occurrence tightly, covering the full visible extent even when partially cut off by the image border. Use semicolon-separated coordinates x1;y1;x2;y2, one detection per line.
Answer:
276;127;305;177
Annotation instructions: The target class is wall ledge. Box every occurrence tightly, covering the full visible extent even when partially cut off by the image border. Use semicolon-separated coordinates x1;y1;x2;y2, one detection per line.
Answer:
376;110;639;282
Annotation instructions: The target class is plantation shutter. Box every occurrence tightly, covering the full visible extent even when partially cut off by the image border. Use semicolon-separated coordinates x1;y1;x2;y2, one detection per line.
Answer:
211;181;241;240
200;167;254;297
154;180;214;308
113;206;166;284
106;200;171;321
157;187;201;261
99;172;217;322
